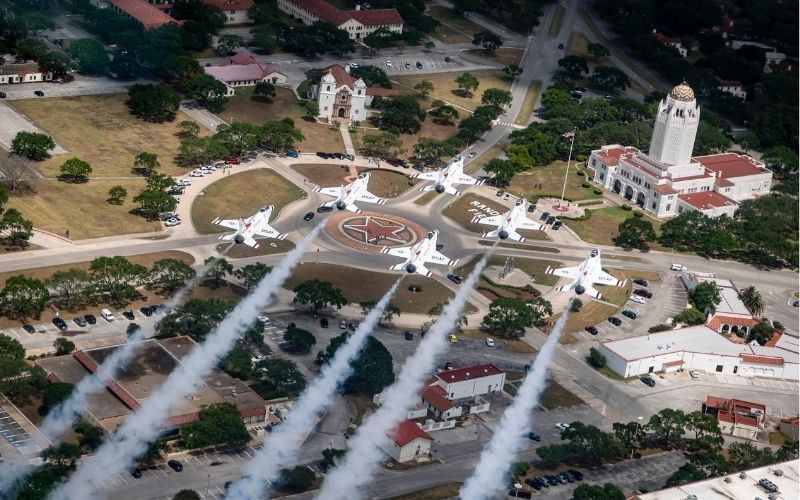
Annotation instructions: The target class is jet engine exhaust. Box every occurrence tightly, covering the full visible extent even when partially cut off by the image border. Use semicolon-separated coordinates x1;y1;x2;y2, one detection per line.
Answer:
234;234;245;244
574;285;586;295
435;184;445;193
405;264;417;274
498;230;509;240
336;200;347;210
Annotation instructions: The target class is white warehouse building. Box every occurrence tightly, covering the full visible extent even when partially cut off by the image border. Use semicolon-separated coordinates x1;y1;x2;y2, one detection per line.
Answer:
599;326;799;381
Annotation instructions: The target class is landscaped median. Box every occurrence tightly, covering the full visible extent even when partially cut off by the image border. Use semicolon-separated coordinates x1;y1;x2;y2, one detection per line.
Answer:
442;193;549;240
291;164;417;198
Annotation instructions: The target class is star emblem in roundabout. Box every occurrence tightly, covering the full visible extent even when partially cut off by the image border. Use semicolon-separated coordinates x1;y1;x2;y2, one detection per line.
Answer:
342;216;409;245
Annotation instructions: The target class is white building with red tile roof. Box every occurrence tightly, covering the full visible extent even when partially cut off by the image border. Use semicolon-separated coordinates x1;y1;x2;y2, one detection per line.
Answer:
715;76;747;99
277;0;403;40
108;0;180;29
703;395;766;440
203;0;254;24
311;64;401;122
203;50;287;96
587;82;772;219
653;30;687;57
382;419;433;463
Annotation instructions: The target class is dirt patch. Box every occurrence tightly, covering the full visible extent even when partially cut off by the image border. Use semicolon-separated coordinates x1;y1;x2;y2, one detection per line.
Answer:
540;380;584;409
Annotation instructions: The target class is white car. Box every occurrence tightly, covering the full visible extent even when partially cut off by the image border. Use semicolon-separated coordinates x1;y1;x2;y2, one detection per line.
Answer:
555;423;570;432
485;338;495;347
164;218;181;227
177;179;191;186
671;263;684;271
190;170;204;177
257;315;270;324
468;152;477;158
350;63;359;69
386;60;392;66
689;369;700;379
629;295;646;304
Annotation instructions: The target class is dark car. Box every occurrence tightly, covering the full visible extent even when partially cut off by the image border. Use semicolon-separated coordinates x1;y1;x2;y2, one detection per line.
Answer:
526;432;541;441
622;309;637;320
607;316;622;326
496;189;504;197
447;274;463;284
73;317;87;327
526;478;545;490
167;460;183;472
558;472;573;483
404;330;413;341
508;490;531;499
0;92;6;98
316;205;334;213
545;215;557;225
22;324;36;334
634;288;653;298
527;204;536;213
131;468;142;479
558;43;564;49
444;361;454;370
444;56;452;62
34;90;44;96
303;212;315;221
416;61;423;69
552;220;562;230
84;314;96;325
140;306;154;317
539;211;550;221
537;476;551;487
574;86;587;93
641;375;656;387
632;278;649;287
122;311;135;320
585;325;598;335
316;152;328;158
571;90;583;99
567;469;583;481
52;317;68;331
320;317;329;328
285;150;298;158
546;475;559;486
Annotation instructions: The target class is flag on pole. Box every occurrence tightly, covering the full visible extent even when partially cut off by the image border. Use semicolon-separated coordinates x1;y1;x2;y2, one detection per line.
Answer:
561;130;575;138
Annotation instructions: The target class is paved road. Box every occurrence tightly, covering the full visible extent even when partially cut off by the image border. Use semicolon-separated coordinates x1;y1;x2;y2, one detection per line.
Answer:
0;102;68;154
0;75;151;101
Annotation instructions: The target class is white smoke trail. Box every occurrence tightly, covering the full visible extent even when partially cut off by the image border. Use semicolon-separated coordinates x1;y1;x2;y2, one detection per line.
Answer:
49;224;324;500
459;306;571;500
316;255;490;500
226;278;403;500
0;275;203;496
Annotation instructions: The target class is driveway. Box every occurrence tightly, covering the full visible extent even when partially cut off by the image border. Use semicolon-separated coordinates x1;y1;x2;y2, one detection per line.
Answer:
0;102;68;154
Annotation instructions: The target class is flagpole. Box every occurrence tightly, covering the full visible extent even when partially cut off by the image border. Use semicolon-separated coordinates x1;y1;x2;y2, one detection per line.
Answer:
558;128;577;209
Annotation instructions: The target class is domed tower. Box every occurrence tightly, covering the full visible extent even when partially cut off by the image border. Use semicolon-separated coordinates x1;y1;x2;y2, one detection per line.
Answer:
317;72;337;120
648;82;700;166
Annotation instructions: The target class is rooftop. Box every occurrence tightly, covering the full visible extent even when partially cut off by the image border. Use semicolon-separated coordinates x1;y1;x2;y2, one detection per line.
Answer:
0;61;41;76
602;325;755;361
204;63;281;83
692;153;769;179
202;0;254;10
288;0;403;26
434;363;503;384
108;0;178;29
389;419;433;447
678;191;738;210
322;64;400;96
715;76;743;87
593;145;640;167
420;385;453;412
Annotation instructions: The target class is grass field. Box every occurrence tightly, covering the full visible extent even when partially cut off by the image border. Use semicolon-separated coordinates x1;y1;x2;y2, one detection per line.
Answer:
221;86;344;152
291;164;416;198
353;118;458;161
414;191;437;205
217;239;295;259
11;95;199;178
565;207;665;248
543;300;618;337
191;169;306;234
514;80;542;126
6;178;162;239
541;380;584;409
465;142;506;174
427;5;483;43
387;483;463;500
568;31;591;58
392;70;510;113
284;263;476;314
549;6;565;37
442;193;548;240
468;47;524;67
508;161;600;202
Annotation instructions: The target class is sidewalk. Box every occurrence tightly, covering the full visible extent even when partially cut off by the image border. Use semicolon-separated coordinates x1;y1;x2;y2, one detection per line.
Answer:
339;124;355;156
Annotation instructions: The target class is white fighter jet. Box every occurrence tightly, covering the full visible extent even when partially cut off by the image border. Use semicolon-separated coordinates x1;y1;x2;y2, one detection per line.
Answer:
411;156;483;196
380;230;457;277
212;205;286;249
545;249;626;299
472;199;544;242
313;173;386;213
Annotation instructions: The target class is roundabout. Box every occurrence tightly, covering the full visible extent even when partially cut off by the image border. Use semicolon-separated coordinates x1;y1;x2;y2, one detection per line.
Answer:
324;211;427;254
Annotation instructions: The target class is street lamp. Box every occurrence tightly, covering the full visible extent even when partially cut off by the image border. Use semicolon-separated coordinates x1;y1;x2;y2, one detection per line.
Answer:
557;127;577;210
206;473;211;497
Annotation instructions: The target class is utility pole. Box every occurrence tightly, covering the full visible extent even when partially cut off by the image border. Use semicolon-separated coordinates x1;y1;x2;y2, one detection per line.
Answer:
557;128;577;209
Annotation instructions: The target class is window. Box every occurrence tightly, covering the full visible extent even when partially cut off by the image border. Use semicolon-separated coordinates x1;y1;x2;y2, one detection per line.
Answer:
326;85;331;92
599;173;605;180
666;204;671;210
591;159;596;167
230;10;235;14
678;206;683;213
651;202;656;209
715;365;723;372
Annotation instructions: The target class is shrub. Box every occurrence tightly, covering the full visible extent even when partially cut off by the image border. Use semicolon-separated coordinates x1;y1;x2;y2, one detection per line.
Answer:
408;284;421;292
633;211;643;218
621;204;632;210
576;170;586;177
587;347;607;368
648;324;672;333
570;298;583;312
593;188;603;195
581;182;590;188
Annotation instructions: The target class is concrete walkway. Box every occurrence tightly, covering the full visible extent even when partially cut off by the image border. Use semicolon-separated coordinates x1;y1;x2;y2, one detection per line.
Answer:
339;124;356;155
179;104;227;132
0;102;68;155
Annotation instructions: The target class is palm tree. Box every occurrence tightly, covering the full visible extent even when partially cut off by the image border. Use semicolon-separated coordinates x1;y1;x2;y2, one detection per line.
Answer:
738;286;764;316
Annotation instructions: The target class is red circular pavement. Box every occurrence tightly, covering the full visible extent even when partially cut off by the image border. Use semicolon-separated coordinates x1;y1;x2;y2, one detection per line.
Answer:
324;211;426;254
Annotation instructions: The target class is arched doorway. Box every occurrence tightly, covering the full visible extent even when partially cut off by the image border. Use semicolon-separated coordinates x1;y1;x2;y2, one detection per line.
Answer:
636;192;646;207
337;107;346;118
721;324;730;333
624;185;634;200
612;179;622;194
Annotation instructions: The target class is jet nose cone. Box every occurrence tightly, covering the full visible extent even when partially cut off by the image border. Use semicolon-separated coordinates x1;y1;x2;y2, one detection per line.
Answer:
498;230;509;240
234;235;245;244
574;285;586;295
405;264;417;274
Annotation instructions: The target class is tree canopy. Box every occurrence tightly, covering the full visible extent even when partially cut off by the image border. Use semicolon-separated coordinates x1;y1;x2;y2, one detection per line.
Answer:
293;279;348;311
179;403;250;449
316;333;394;396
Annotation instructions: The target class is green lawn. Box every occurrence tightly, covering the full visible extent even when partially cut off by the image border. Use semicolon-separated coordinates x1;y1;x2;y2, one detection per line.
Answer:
540;380;584;409
549;6;565;37
291;164;417;198
508;162;600;202
514;80;542;126
442;193;548;240
392;70;511;113
565;207;665;248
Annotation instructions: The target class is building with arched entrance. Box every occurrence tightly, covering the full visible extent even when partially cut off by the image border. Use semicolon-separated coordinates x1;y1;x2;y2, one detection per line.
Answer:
310;64;401;123
587;83;772;219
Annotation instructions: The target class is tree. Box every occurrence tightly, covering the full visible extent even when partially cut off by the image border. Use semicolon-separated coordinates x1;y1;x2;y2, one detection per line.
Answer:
203;256;233;287
284;326;317;352
88;256;148;305
557;55;589;77
276;466;315;493
251;25;278;53
11;131;55;160
233;262;271;290
179;403;250;449
38;51;75;78
373;95;425;134
612;421;645;458
503;64;523;78
536;443;572;465
457;114;492;144
672;307;706;326
17;38;49;60
0;155;36;192
132;188;177;220
0;208;33;248
0;275;49;319
455;72;479;97
509;461;529;478
178;120;200;138
413;137;457;167
0;335;26;382
73;419;104;452
69;38;109;74
588;66;630;93
303;100;319;120
647;408;686;447
54;337;76;356
359;132;403;160
185;74;228;113
686;411;721;441
777;440;799;461
282;21;354;58
761;146;798;178
48;268;91;310
157;298;233;341
293;279;348;311
59;157;92;182
317;333;394;395
658;212;737;258
570;298;583;312
256;358;307;396
127;84;181;123
481;88;513;109
694;121;732;155
133;152;160;177
40;382;75;417
748;321;775;345
107;185;128;205
253;81;276;102
214;122;263;156
472;31;503;53
482;297;538;337
261;118;305;152
41;442;82;475
149;258;196;294
737;286;764;316
20;12;56;36
587;42;610;59
173;490;201;500
665;462;706;487
483;158;519;186
382;303;401;324
220;345;253;379
688;282;722;313
216;34;244;55
572;483;625;500
363;26;398;51
587;347;606;368
412;80;434;100
613;216;656;250
429;100;459;125
320;447;346;472
127;323;139;336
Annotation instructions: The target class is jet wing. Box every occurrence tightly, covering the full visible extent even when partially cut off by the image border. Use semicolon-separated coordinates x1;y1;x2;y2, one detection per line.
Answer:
212;218;239;230
243;237;260;249
381;246;412;259
391;263;432;277
426;251;456;266
254;224;285;240
595;270;623;286
547;266;580;279
356;190;385;205
473;215;503;226
454;174;481;185
518;219;545;231
344;202;361;213
412;171;441;181
314;187;341;198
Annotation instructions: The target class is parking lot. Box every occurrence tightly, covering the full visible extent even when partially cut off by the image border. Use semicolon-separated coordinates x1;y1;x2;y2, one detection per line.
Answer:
0;405;40;455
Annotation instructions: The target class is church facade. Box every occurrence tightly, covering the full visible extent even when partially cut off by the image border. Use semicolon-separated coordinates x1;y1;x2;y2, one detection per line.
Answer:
309;64;400;122
587;83;772;219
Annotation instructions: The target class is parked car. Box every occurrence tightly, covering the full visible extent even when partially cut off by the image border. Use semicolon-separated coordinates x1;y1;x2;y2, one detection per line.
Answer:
536;476;551;487
444;56;452;62
164;218;181;227
558;43;564;49
416;61;423;69
404;62;411;69
607;316;622;326
167;460;183;472
671;263;684;271
448;334;458;343
52;317;68;331
545;215;557;225
468;151;477;158
567;469;584;481
404;331;413;341
496;189;504;197
485;338;495;347
122;311;135;320
285;150;298;158
508;489;531;499
546;475;560;486
316;205;333;213
585;325;598;335
349;62;359;69
130;468;142;479
444;361;454;370
633;288;653;298
555;422;570;431
552;220;562;230
320;317;329;328
22;324;36;334
0;92;6;98
632;278;649;287
539;211;550;221
556;472;571;484
526;432;541;441
100;309;115;321
689;369;700;379
140;306;154;317
621;309;638;320
224;157;240;165
525;478;544;490
84;314;96;325
629;295;646;304
339;319;347;329
34;90;44;96
527;204;536;213
640;375;656;387
303;212;315;221
73;317;87;327
386;60;392;66
447;274;462;284
189;170;204;177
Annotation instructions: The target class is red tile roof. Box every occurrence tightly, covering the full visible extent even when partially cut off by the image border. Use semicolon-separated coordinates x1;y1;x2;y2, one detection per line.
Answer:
291;0;350;24
109;0;178;29
652;183;677;195
389;419;433;446
435;363;503;384
350;9;404;26
324;64;357;88
678;191;738;210
288;0;402;27
781;416;799;426
654;32;682;45
715;76;743;88
366;86;401;97
421;385;454;412
692;153;768;179
740;354;784;366
594;146;639;166
205;63;282;83
706;313;759;331
706;395;766;412
202;0;254;10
